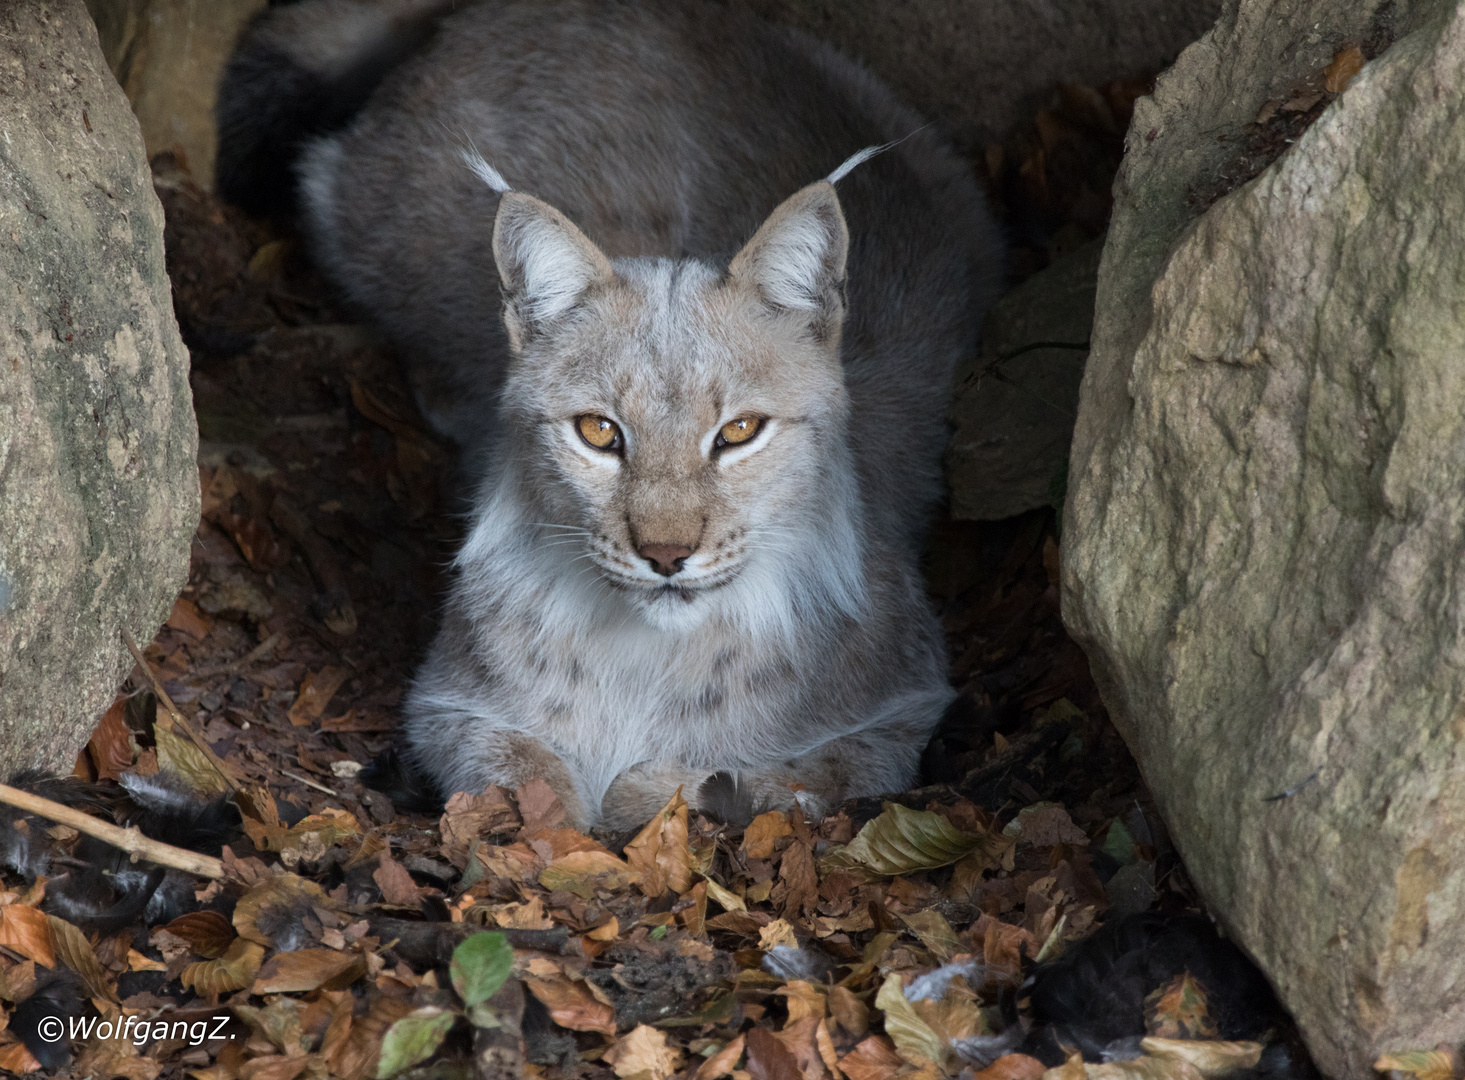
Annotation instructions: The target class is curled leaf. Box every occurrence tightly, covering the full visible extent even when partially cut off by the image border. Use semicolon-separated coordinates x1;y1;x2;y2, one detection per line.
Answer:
874;972;950;1070
826;803;1003;876
1140;1039;1264;1079
181;937;265;996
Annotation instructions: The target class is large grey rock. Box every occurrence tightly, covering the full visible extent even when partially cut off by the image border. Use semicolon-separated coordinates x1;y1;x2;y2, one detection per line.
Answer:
946;239;1100;521
720;0;1223;151
1062;0;1465;1072
0;0;197;774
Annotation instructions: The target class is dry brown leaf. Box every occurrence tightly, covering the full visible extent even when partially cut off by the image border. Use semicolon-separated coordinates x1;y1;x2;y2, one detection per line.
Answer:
1083;1057;1204;1080
166;596;212;640
524;973;617;1036
155;720;233;796
898;910;963;963
1140;1039;1264;1078
743;811;794;859
234;873;333;946
0;904;53;967
372;849;422;906
625;787;696;898
439;787;520;867
1002;803;1088;847
704;877;747;912
516;778;568;834
816;1019;843;1079
773;840;820;918
775;1016;830;1080
252;948;366;994
162;910;237;958
758;918;799;950
493;896;556;930
875;972;950;1069
1374;1051;1457;1080
747;1025;805;1080
837;1037;904;1080
696;1034;747;1080
1145;973;1217;1039
73;1037;162;1080
605;1023;685;1080
973;1055;1048;1080
539;850;642;898
48;915;117;1002
287;667;350;726
910;981;985;1044
1042;1051;1088;1080
87;698;134;781
125;948;166;972
0;1041;41;1074
1323;44;1365;94
475;842;543;883
828;985;869;1039
182;937;266;996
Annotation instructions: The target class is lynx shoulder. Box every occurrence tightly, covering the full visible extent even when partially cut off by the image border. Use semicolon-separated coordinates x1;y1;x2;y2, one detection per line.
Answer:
218;0;1003;829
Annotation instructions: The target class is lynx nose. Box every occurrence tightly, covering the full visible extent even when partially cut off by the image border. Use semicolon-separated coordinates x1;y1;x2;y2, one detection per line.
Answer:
638;542;693;577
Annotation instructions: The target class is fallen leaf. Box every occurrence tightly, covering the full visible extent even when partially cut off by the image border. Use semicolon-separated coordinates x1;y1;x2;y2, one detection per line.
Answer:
48;915;117;1002
0;1042;41;1073
1002;803;1088;847
828;985;869;1039
288;667;350;726
125;948;166;972
773;840;820;918
253;948;366;994
234;873;333;947
973;1055;1048;1080
1141;1039;1264;1079
899;910;963;963
524;973;617;1036
744;811;794;859
825;803;1004;876
746;1025;804;1080
182;937;265;996
874;972;949;1070
626;787;696;897
373;850;422;906
155;720;232;796
1082;1057;1204;1080
87;698;134;781
704;877;747;912
166;596;212;640
516;778;568;834
375;1007;456;1079
450;932;513;1014
837;1037;904;1080
0;904;53;967
439;787;519;867
777;980;827;1023
606;1023;685;1080
775;1015;830;1080
759;918;799;950
493;896;555;930
1146;973;1217;1039
539;850;642;898
1323;44;1365;94
162;910;237;958
1375;1051;1456;1080
1041;1051;1087;1080
696;1034;746;1080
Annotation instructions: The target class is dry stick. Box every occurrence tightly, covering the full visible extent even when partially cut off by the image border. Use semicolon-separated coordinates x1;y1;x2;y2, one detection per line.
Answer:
0;783;224;879
123;628;242;793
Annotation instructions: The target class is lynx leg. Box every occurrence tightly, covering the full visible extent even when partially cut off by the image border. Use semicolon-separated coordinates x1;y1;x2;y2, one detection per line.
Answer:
600;761;717;832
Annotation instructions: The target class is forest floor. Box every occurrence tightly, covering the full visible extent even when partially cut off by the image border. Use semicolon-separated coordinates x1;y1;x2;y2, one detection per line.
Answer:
0;78;1311;1080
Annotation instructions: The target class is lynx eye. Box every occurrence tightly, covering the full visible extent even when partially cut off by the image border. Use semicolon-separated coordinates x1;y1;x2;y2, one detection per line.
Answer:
576;414;623;452
714;416;762;450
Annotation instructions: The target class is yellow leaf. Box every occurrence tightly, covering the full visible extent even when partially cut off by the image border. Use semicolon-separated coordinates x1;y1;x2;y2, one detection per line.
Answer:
155;721;232;796
1375;1051;1456;1080
703;877;746;911
538;850;642;898
742;811;793;859
777;980;827;1023
874;972;950;1070
695;1034;746;1080
0;904;53;967
1140;1040;1263;1079
605;1023;684;1080
825;803;1005;877
758;918;799;950
182;938;265;996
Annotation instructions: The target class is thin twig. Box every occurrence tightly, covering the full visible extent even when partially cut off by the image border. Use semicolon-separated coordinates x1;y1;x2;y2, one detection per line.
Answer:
0;783;224;879
280;769;338;796
123;629;242;793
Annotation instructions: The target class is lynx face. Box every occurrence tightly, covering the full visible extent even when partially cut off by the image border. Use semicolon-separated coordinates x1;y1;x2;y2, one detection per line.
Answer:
491;183;865;631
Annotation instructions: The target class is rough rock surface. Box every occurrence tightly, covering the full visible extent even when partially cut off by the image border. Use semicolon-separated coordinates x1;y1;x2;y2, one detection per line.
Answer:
1062;0;1463;1072
82;0;266;188
0;1;197;773
721;0;1222;151
946;239;1099;521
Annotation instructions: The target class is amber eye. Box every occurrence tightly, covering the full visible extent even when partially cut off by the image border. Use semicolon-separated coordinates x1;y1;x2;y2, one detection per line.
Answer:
714;416;763;450
576;414;623;452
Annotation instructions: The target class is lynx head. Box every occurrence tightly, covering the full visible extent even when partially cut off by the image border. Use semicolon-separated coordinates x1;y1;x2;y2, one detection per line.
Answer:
483;181;866;633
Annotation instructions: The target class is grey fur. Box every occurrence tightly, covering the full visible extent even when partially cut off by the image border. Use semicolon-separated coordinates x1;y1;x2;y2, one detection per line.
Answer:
220;0;1003;829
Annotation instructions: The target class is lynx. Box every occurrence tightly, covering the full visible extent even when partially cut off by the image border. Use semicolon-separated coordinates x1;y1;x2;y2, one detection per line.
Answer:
219;0;1003;829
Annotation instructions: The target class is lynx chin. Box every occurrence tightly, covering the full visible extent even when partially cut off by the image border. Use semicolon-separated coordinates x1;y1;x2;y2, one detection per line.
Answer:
218;0;1003;829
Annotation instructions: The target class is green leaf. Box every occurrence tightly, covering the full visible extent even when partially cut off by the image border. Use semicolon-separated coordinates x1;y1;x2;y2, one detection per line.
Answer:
450;932;513;1009
1102;818;1137;866
822;802;1002;876
874;972;951;1070
375;1007;456;1078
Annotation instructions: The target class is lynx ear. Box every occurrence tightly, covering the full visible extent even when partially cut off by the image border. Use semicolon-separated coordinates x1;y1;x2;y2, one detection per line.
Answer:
728;181;848;339
493;192;614;345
